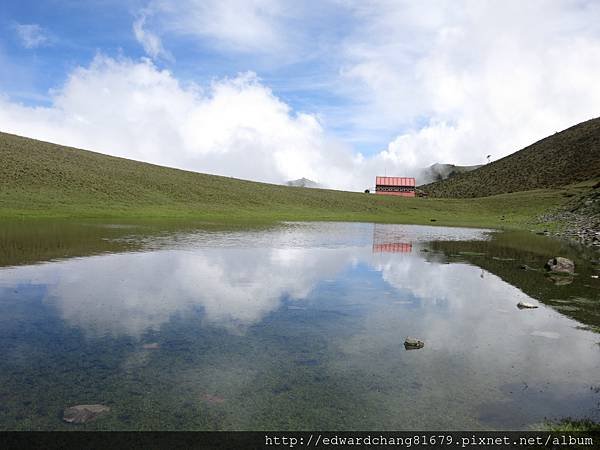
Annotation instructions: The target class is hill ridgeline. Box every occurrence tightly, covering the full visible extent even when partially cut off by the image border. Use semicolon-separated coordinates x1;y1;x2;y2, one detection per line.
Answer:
0;130;566;228
422;117;600;198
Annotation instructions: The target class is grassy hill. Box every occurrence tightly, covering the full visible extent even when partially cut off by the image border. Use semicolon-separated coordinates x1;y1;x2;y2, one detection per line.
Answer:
0;131;577;229
422;117;600;198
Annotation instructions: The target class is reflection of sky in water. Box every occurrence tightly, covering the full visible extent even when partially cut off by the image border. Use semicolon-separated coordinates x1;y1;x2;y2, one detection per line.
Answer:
0;222;598;430
0;223;492;336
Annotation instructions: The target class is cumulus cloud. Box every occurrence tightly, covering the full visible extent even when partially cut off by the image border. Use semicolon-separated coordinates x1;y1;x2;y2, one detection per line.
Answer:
0;55;360;188
339;0;600;168
3;1;600;189
14;23;50;49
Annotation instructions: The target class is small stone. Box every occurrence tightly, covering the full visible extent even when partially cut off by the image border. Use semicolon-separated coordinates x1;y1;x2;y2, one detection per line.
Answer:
63;404;110;424
404;337;425;350
142;342;160;350
517;301;538;309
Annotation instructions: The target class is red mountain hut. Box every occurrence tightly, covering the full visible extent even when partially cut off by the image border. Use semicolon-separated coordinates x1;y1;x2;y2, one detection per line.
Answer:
375;176;416;197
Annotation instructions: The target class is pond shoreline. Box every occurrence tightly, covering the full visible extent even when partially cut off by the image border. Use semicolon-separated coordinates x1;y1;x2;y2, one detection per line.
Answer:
536;210;600;253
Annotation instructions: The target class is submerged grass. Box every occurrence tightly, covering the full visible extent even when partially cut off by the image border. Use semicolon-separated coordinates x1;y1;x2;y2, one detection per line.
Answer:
0;132;576;229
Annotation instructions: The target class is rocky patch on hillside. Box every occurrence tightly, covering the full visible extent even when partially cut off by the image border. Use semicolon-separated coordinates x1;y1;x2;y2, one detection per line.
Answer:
536;185;600;249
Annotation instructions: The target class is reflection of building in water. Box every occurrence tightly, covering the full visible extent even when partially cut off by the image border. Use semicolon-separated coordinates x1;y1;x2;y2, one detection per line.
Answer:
373;242;413;253
372;224;413;253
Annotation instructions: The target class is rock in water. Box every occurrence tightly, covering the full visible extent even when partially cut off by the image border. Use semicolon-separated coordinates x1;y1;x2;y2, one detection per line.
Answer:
142;342;160;350
517;301;538;309
545;257;575;274
63;404;110;424
404;337;425;350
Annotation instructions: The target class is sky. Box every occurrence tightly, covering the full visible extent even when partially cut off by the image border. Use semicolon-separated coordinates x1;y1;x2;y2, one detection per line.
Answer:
1;0;600;191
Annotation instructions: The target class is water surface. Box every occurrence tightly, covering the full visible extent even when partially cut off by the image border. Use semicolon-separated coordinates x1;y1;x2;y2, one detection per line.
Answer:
0;221;598;430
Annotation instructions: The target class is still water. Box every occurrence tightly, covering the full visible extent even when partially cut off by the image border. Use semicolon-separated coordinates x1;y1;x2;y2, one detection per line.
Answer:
0;221;598;430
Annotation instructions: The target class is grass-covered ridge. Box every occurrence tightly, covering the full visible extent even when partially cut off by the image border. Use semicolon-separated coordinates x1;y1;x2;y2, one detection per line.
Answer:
422;117;600;198
0;131;579;228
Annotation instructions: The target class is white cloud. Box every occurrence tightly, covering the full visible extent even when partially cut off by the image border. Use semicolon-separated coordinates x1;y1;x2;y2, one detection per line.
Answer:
133;13;172;61
129;0;600;180
339;0;600;168
146;0;289;54
3;1;600;190
14;23;50;49
0;55;362;188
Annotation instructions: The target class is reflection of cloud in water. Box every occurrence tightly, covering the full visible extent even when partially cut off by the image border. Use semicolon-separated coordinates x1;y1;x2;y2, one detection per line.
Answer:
354;254;600;403
0;246;358;337
0;224;491;339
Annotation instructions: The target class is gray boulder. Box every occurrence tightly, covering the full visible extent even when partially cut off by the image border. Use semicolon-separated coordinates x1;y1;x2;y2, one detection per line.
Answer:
404;337;425;350
545;257;575;274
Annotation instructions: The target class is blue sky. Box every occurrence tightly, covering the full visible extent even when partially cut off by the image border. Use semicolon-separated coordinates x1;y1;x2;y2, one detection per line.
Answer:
1;1;600;190
0;0;361;143
1;2;137;100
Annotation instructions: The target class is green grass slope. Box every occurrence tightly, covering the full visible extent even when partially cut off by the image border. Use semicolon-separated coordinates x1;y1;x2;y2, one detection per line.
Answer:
0;131;568;228
422;117;600;198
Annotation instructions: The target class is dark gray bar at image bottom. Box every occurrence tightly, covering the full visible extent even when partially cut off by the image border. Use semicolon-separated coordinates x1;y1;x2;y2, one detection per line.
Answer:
0;431;598;450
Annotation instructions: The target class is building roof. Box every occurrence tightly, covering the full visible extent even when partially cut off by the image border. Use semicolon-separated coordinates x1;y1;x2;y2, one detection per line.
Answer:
375;176;416;187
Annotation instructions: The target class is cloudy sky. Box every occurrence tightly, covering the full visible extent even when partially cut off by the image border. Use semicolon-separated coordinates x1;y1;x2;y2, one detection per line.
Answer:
1;1;600;190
